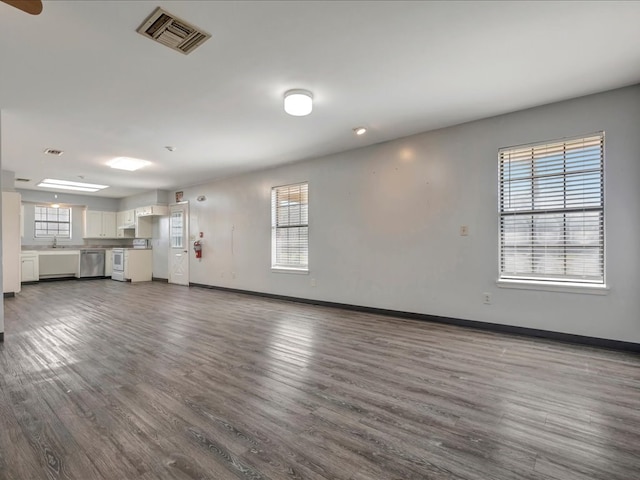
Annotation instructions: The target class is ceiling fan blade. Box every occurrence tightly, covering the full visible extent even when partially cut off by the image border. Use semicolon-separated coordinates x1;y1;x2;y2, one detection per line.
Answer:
1;0;43;15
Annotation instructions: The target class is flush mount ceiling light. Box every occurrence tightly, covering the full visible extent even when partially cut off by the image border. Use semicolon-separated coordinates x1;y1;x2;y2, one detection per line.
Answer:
108;157;151;171
353;127;367;136
37;178;109;193
284;89;313;116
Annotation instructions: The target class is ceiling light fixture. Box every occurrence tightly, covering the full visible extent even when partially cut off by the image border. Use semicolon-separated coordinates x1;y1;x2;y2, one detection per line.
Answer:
353;127;367;136
284;89;313;116
37;178;109;193
108;157;151;171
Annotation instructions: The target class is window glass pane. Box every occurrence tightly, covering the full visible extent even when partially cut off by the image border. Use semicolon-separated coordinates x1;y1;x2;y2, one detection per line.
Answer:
34;206;72;238
170;212;183;248
272;183;309;269
499;134;604;284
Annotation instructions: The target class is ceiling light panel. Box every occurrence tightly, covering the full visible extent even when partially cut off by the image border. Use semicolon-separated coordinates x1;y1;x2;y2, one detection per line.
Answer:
108;157;151;171
37;178;109;192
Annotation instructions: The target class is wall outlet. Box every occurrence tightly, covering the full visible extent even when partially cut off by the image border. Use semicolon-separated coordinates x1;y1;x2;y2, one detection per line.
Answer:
310;278;317;287
460;225;469;236
483;292;491;304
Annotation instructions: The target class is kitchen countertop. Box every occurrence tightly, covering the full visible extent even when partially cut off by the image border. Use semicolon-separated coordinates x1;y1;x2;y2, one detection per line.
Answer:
22;245;126;251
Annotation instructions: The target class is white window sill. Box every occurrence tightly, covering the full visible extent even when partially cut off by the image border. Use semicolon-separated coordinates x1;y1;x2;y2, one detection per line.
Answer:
271;267;309;275
496;279;609;295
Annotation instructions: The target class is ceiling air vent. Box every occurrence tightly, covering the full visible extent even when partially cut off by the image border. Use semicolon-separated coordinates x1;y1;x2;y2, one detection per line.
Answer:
44;148;64;156
15;178;31;183
137;7;211;55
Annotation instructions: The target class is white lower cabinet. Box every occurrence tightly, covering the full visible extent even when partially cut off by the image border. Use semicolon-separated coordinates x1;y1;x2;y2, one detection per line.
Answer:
124;249;152;282
20;252;39;282
105;249;112;277
84;211;117;238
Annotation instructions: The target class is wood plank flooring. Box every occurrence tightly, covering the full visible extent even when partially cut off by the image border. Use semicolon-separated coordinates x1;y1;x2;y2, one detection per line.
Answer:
1;280;639;480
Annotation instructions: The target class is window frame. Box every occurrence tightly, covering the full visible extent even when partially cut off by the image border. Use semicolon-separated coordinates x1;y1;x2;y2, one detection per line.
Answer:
271;181;309;273
497;132;605;289
34;205;72;239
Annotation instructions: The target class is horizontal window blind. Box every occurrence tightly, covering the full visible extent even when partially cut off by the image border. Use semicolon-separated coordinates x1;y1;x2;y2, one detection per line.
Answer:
499;133;604;284
272;182;308;270
34;206;72;238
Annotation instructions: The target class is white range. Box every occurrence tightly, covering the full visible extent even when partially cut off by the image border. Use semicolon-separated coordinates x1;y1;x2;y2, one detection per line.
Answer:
112;239;152;282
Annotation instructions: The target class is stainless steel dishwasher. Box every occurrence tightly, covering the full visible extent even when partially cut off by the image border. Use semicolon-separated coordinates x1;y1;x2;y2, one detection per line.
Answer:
79;249;106;278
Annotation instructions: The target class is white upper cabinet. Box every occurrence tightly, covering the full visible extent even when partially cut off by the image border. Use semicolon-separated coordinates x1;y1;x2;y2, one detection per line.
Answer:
84;210;117;238
124;209;136;226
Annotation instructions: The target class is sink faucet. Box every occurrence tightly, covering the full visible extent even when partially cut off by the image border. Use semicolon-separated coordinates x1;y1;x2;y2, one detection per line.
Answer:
52;235;57;248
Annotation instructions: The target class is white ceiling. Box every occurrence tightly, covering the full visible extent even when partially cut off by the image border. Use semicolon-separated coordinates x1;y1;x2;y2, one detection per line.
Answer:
1;0;639;198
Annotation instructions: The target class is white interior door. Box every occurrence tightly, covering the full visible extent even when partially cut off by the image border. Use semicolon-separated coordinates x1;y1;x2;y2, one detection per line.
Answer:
168;202;189;286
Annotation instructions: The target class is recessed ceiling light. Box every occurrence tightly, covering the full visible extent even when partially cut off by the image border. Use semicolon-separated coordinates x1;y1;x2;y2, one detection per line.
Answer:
353;127;367;136
284;89;313;116
108;157;151;171
37;178;109;193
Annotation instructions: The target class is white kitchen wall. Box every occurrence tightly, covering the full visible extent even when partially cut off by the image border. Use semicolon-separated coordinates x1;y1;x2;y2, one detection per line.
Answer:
170;85;638;343
118;189;169;211
1;169;14;191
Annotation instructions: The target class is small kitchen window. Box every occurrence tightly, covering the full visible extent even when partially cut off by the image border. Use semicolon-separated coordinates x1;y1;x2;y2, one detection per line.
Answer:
34;205;72;238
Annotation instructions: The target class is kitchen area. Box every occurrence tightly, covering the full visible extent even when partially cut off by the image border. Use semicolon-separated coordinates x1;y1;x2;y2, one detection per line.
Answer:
2;186;170;296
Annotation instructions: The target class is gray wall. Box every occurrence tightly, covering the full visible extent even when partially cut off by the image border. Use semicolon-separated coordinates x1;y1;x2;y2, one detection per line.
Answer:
168;85;640;343
20;202;85;247
17;189;119;211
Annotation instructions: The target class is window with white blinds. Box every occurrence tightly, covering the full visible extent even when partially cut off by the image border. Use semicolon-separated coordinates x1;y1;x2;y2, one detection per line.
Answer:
272;182;308;270
499;133;604;284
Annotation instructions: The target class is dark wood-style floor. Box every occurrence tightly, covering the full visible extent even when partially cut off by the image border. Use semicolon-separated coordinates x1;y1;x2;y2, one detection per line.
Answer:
1;280;639;480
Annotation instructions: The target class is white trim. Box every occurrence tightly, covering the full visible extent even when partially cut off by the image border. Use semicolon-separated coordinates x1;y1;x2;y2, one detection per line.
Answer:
496;279;609;295
271;267;309;275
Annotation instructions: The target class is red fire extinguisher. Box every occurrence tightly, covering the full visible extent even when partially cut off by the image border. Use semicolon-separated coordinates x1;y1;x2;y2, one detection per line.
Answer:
193;240;202;259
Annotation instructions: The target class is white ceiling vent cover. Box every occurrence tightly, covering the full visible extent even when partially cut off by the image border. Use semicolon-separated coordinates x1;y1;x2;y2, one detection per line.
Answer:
44;148;64;156
137;7;211;55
